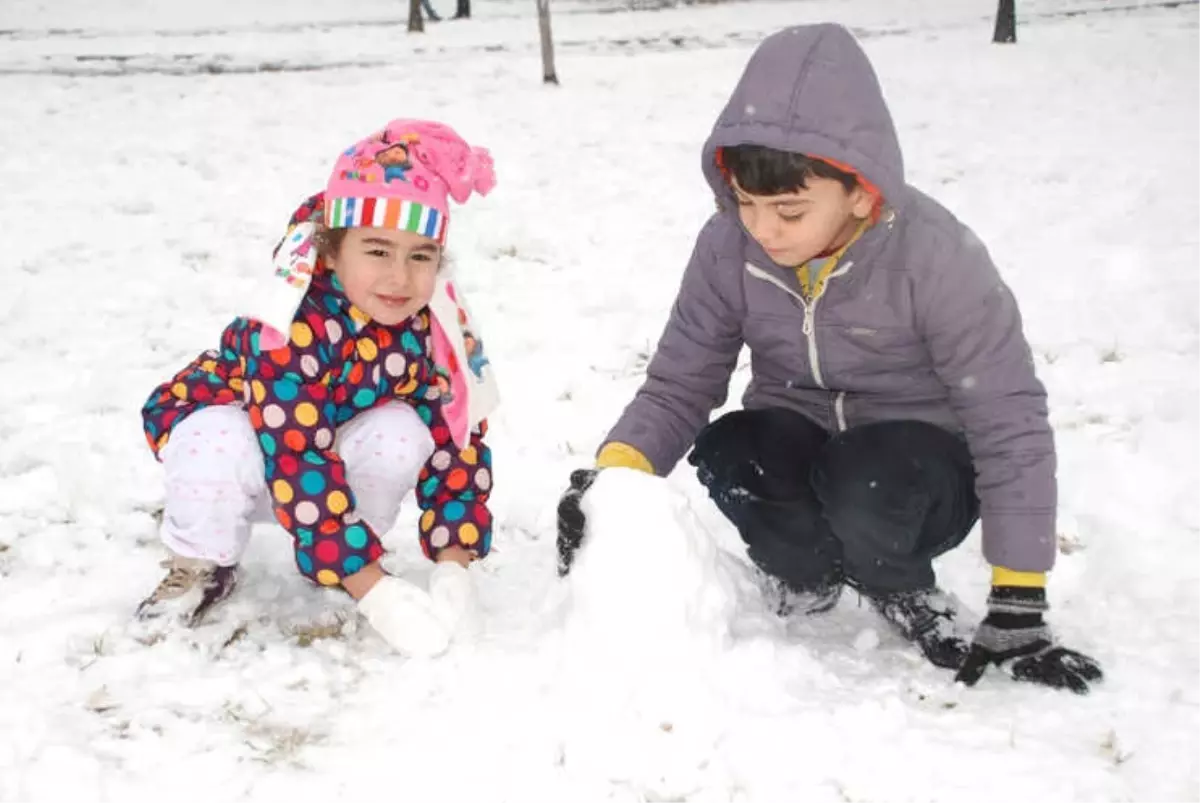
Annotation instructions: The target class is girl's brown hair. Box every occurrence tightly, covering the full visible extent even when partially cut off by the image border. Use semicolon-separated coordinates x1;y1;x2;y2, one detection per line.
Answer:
313;226;349;261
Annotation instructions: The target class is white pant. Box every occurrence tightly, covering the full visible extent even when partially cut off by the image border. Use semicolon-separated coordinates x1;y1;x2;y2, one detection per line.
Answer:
158;403;436;566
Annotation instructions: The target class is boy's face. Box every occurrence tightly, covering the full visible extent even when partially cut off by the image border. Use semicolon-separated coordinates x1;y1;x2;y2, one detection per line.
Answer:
732;177;875;268
325;227;440;326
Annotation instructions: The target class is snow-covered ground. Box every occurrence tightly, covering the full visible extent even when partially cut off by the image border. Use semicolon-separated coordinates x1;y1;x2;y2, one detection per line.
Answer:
0;0;1197;800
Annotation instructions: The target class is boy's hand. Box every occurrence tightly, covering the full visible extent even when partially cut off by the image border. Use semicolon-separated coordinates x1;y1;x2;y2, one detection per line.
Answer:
955;586;1103;694
556;469;599;576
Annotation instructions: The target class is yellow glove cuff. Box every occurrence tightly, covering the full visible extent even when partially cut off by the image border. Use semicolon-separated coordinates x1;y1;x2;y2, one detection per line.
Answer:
595;442;655;475
991;566;1047;588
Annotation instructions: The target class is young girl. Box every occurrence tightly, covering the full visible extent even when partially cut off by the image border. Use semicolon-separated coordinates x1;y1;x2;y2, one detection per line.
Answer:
556;24;1103;694
139;119;498;658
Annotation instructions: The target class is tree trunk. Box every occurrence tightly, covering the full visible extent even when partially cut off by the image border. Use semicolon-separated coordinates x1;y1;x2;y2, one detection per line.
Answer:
454;0;470;19
537;0;559;84
408;0;425;32
993;0;1016;43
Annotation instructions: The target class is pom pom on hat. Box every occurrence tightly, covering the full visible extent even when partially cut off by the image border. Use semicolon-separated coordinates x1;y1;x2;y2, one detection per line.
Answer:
407;120;497;203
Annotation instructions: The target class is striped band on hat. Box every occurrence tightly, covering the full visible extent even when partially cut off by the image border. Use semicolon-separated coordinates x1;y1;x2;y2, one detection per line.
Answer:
324;196;449;244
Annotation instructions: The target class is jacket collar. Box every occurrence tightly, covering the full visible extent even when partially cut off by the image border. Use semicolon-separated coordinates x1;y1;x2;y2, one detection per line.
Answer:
312;267;372;336
741;207;898;297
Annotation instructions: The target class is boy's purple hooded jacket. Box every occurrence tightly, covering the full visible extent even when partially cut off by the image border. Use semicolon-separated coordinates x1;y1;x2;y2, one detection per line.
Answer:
604;24;1057;573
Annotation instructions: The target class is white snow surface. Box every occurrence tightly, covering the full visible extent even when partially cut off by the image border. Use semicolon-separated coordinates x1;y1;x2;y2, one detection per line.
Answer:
1;0;1197;800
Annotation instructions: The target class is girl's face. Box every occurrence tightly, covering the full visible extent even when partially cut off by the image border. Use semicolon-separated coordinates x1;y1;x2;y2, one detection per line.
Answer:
732;177;874;268
325;227;441;326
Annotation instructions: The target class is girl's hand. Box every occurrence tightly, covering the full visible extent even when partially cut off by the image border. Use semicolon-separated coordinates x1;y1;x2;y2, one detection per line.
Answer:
356;574;451;657
343;561;386;601
347;554;475;657
436;545;472;568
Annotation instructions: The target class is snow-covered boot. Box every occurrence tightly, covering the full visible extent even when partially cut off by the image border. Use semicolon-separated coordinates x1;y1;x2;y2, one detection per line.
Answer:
136;554;239;628
866;586;974;669
770;575;843;617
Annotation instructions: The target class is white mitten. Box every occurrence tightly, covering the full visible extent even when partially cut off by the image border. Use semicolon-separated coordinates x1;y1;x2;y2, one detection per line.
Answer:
357;575;450;658
428;561;476;641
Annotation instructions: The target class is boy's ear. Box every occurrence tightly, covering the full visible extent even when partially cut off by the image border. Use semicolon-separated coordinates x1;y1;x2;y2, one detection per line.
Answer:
849;185;875;219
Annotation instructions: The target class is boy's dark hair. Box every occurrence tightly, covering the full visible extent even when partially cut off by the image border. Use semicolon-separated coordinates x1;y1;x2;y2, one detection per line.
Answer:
721;144;858;195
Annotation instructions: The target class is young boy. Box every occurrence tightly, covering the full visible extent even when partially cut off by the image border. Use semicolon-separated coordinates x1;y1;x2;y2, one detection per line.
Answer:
556;24;1102;693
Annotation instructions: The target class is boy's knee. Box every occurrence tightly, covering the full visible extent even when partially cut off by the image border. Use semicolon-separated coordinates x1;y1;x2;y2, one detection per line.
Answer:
693;408;815;460
691;408;825;499
816;421;968;522
815;460;930;559
823;421;966;473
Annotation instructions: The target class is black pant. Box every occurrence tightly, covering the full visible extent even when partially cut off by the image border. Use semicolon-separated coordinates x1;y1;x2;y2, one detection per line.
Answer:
688;408;979;594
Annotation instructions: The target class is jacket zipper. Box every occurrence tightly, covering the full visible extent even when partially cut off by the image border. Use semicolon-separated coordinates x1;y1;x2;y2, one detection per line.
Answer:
802;262;853;431
745;260;854;432
800;293;825;388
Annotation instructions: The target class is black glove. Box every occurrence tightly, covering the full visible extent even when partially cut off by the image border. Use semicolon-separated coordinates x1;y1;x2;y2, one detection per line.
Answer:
556;469;599;577
955;586;1103;694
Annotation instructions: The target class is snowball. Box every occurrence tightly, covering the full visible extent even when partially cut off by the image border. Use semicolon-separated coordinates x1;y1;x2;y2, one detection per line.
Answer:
565;469;740;652
554;469;747;795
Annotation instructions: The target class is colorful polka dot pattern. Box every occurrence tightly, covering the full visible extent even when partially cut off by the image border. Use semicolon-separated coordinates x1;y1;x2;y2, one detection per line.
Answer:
143;194;493;584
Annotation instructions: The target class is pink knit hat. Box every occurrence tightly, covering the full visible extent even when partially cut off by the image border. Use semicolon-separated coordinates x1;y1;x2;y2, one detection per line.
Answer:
324;119;496;245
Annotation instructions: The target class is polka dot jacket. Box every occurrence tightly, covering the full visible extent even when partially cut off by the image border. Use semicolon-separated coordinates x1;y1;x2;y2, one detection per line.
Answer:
142;212;493;586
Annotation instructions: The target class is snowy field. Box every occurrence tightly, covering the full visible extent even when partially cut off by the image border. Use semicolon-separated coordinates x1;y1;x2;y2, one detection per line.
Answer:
0;0;1197;800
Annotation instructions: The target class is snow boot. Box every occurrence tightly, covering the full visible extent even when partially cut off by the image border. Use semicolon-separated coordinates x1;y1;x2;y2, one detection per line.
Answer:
771;575;844;617
865;585;974;669
136;554;239;628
